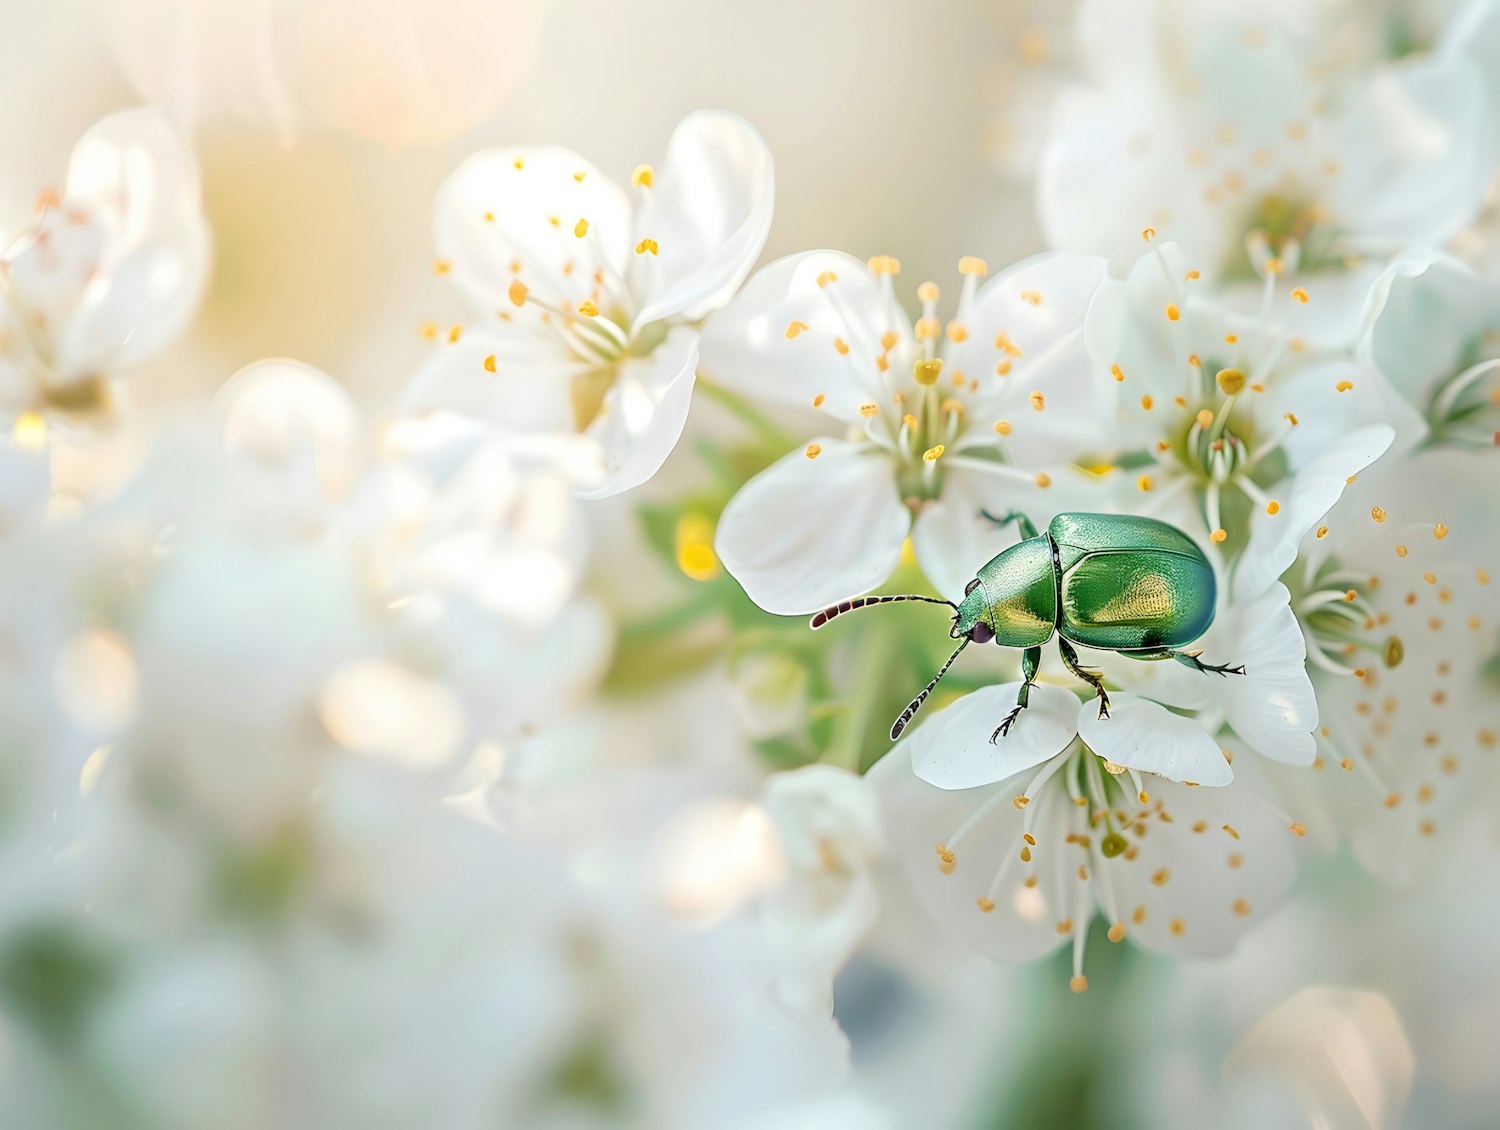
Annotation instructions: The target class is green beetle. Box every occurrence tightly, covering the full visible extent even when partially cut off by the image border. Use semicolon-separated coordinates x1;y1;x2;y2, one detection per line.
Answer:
811;510;1244;742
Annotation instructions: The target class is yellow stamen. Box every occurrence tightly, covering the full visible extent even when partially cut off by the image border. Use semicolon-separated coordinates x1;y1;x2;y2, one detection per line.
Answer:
1216;368;1245;395
631;164;654;187
786;320;810;340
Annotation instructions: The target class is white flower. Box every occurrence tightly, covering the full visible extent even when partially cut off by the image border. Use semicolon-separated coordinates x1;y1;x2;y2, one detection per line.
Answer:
871;694;1299;985
759;765;883;1013
1260;448;1500;886
705;250;1110;612
1358;255;1500;450
402;110;773;498
1085;239;1403;562
1040;2;1496;344
0;108;209;421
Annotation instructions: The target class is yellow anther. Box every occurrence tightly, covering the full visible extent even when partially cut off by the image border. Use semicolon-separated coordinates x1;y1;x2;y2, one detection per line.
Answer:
513;158;525;170
508;280;529;307
1233;899;1252;917
1211;528;1228;543
432;259;451;275
447;325;463;343
941;398;964;415
785;320;810;340
1110;364;1125;382
578;301;600;317
859;402;880;418
995;360;1013;376
867;254;901;275
482;355;497;373
1371;506;1387;523
1196;409;1214;429
976;897;995;913
914;359;943;385
917;280;940;303
958;255;988;276
1266;500;1280;515
1020;290;1042;305
1140;395;1154;410
1188;353;1201;368
1335;379;1354;392
573;218;590;238
1170;918;1186;936
1165;303;1181;321
1292;287;1308;303
635;238;659;255
631;164;654;187
1138;475;1152;492
484;211;494;222
1290;822;1307;837
946;321;968;342
922;444;946;463
1070;975;1088;994
994;420;1013;436
1395;544;1408;557
1035;472;1052;488
902;413;918;429
880;330;899;352
1434;523;1449;539
1151;868;1170;886
573;170;587;182
1284;412;1299;426
816;270;838;288
1216;368;1246;395
915;316;942;340
1029;390;1046;411
812;393;826;408
420;321;438;339
1141;227;1156;241
834;337;849;356
1185;269;1201;280
805;443;822;459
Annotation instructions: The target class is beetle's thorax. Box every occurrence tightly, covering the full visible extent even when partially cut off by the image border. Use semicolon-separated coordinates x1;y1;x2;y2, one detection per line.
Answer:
954;534;1059;647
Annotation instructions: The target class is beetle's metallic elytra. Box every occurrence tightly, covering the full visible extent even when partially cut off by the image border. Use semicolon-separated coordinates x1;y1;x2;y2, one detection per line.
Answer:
811;510;1245;742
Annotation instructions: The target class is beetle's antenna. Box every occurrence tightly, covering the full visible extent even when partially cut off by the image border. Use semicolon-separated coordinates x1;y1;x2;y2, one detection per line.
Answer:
810;594;956;629
889;637;969;740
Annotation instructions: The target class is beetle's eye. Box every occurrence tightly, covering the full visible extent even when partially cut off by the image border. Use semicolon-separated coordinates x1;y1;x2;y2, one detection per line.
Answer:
964;578;981;596
970;621;995;644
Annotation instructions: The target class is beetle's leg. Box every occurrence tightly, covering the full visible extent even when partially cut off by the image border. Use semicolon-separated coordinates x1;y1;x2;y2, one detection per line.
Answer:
1058;638;1111;718
1169;649;1246;677
990;646;1042;743
978;509;1040;540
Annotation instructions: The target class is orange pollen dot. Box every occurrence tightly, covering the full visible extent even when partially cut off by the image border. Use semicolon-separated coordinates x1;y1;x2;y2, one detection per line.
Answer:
1211;528;1228;543
1344;590;1358;602
1285;412;1299;426
924;444;946;462
420;321;438;340
1371;506;1387;523
1233;899;1252;916
507;280;529;306
1396;544;1408;557
635;238;659;255
1012;795;1030;810
785;320;810;340
482;354;497;373
1196;409;1214;429
833;337;849;356
484;211;494;222
432;259;451;275
1335;380;1354;392
859;402;880;418
513;158;524;170
1292;287;1308;303
1266;500;1280;515
1185;269;1200;280
573;171;587;182
816;270;838;287
946;322;969;343
917;281;940;303
1316;526;1329;539
578;301;599;317
1029;391;1046;411
902;413;918;429
812;393;826;408
1138;475;1152;492
1170;919;1186;936
447;325;462;343
958;255;988;276
804;443;822;459
1108;923;1126;943
1071;975;1088;993
1165;303;1181;321
994;420;1013;436
1023;833;1036;846
632;164;654;187
1035;472;1052;488
1188;353;1201;368
1434;523;1450;539
1020;290;1042;305
1140;395;1154;410
1141;227;1156;241
995;359;1013;376
867;254;901;275
1111;364;1125;382
976;897;995;913
1225;333;1238;343
1384;793;1401;808
574;218;589;238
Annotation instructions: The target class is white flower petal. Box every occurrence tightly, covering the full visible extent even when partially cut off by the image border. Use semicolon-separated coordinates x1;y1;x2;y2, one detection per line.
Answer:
715;440;909;615
1232;424;1394;602
433;145;632;314
1221;584;1317;765
1078;693;1232;786
870;744;1081;963
631;110;774;326
576;326;699;499
1099;756;1297;957
907;682;1082;790
949;252;1111;464
397;335;576;436
699;251;909;426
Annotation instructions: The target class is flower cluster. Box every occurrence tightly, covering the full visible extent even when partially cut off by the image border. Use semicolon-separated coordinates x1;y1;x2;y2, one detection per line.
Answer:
4;1;1500;1125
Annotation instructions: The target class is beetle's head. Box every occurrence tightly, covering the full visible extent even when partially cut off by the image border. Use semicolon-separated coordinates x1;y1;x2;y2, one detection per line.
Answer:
953;577;996;643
